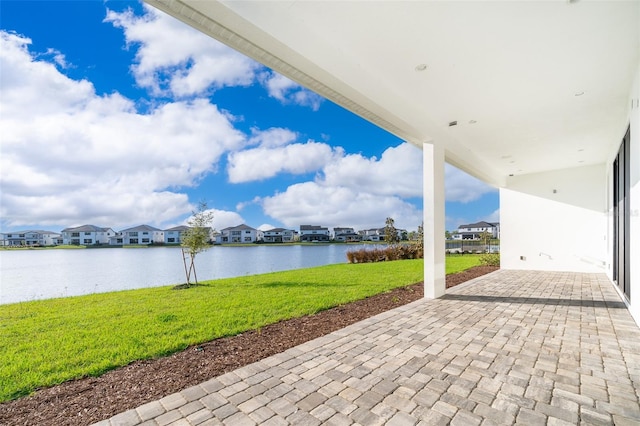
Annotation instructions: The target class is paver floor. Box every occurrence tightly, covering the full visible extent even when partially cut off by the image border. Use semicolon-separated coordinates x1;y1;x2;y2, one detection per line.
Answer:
95;270;640;425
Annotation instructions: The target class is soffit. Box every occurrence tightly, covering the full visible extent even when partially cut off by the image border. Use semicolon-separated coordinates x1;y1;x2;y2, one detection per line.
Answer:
146;0;640;186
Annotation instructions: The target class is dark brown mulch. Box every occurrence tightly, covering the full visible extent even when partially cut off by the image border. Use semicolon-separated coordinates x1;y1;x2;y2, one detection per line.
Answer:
0;265;498;426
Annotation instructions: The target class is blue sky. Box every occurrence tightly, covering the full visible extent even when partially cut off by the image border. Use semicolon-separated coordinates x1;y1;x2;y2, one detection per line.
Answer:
0;0;499;234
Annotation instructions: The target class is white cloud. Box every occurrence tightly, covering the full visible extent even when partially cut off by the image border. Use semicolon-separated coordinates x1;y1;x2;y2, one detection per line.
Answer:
261;182;423;231
0;31;245;230
484;208;500;223
253;142;497;231
261;72;323;111
105;7;324;110
445;164;496;203
182;209;245;231
105;5;259;97
257;223;275;231
43;48;70;69
321;143;423;198
248;127;298;148
227;141;338;183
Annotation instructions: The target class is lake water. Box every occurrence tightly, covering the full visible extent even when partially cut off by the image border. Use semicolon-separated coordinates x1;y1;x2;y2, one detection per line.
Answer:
0;245;359;305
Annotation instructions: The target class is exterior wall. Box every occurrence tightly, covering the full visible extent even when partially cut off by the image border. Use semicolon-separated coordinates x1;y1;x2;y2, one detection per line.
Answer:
300;227;330;242
630;68;640;325
123;229;163;245
62;228;113;245
610;62;640;324
263;230;294;243
221;228;258;243
2;232;60;246
500;164;607;273
164;230;184;244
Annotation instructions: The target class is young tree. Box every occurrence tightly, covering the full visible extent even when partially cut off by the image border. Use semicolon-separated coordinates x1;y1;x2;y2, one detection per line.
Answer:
384;217;399;245
181;201;214;286
417;222;424;253
478;230;491;253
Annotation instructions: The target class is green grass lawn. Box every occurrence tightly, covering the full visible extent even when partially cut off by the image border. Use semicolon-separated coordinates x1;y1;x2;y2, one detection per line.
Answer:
0;255;482;402
446;253;482;274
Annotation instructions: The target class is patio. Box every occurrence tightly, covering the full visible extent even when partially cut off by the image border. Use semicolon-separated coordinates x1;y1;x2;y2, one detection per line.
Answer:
96;270;640;425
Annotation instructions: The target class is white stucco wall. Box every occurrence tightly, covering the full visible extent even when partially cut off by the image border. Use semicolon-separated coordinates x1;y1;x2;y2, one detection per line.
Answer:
623;62;640;323
500;164;607;273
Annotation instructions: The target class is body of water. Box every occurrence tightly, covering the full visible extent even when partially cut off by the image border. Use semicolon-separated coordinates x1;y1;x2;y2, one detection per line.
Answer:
0;244;359;305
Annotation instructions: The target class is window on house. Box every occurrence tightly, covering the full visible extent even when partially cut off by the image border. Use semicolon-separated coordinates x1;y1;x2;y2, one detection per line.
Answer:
244;237;252;242
168;238;175;243
143;232;148;235
85;232;91;235
130;232;138;237
84;239;92;244
116;238;123;244
142;238;150;243
130;239;138;244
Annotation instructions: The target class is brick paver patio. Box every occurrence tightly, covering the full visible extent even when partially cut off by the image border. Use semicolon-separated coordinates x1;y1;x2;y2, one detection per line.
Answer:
95;270;640;425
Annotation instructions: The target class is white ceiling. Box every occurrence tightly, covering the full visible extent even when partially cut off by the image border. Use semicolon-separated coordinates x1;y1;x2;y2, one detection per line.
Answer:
146;0;640;186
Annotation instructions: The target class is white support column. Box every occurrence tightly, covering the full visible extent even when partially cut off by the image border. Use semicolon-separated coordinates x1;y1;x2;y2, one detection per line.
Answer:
423;141;446;299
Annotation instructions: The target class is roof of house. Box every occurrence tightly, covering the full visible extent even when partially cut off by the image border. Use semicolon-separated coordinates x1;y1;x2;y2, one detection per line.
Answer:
3;230;60;236
458;221;499;229
300;225;328;231
61;224;112;233
164;225;190;232
120;224;163;233
221;224;257;232
264;228;292;233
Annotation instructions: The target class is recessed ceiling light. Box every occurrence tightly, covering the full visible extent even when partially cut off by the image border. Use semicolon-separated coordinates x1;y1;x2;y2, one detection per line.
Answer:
575;92;585;97
469;120;477;124
415;64;428;71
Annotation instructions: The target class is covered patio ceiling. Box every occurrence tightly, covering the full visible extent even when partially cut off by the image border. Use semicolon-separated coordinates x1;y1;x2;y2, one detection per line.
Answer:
146;0;639;186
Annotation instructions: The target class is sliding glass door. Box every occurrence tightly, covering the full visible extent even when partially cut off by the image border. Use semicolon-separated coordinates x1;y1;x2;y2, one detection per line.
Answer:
613;126;630;300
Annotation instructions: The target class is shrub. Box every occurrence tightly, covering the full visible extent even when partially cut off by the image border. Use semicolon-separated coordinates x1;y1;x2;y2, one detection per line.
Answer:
346;244;423;263
478;252;500;267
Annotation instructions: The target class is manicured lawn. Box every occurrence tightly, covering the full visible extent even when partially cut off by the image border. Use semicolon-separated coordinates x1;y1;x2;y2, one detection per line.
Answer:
446;253;482;274
0;255;483;402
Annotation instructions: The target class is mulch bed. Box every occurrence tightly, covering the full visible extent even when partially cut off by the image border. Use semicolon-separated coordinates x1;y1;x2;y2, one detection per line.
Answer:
0;265;498;426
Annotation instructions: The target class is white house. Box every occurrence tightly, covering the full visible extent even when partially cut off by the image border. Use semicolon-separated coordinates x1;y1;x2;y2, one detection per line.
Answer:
299;225;330;242
453;222;500;241
359;227;406;242
262;228;295;243
333;227;361;242
115;225;164;245
145;1;640;323
164;225;190;244
61;225;115;245
359;228;384;242
220;224;259;243
1;230;61;246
